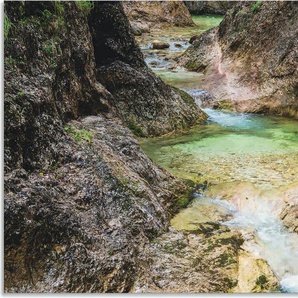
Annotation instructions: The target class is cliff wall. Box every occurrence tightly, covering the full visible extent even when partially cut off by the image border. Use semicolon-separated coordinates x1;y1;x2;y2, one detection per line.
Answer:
180;1;298;117
4;1;200;292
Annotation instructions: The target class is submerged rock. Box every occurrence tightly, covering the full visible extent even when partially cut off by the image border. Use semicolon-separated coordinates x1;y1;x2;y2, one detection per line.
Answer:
152;40;170;49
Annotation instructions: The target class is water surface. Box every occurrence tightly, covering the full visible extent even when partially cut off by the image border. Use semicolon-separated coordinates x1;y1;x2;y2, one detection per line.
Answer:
139;14;298;293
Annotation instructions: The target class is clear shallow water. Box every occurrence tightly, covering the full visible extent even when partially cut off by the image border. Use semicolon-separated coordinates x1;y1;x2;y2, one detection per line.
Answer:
224;199;298;293
141;109;298;188
139;14;298;293
172;194;298;292
136;15;223;81
141;110;298;292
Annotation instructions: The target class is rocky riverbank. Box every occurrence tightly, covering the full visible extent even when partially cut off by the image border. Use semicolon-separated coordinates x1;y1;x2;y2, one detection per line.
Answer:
4;1;297;293
179;1;298;118
4;1;203;292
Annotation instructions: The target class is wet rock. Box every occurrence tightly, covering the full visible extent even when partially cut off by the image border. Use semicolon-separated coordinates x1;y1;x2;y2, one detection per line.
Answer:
90;2;204;137
280;184;298;234
179;2;298;118
152;40;170;50
136;227;243;292
174;43;182;48
4;1;200;293
234;252;279;293
189;35;199;44
131;24;143;36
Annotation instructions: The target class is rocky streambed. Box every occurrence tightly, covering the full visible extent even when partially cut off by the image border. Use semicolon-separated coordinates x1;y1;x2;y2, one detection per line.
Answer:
138;14;298;293
4;1;297;293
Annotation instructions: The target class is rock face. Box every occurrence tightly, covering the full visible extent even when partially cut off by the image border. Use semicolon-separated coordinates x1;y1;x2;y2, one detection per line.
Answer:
4;1;200;293
122;1;195;29
90;2;203;137
179;1;298;118
184;1;236;15
280;183;298;234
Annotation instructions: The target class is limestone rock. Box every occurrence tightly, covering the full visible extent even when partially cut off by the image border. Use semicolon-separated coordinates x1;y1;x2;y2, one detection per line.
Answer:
234;251;279;293
4;1;201;293
179;2;298;118
122;1;195;29
152;40;170;49
90;2;204;137
280;183;298;234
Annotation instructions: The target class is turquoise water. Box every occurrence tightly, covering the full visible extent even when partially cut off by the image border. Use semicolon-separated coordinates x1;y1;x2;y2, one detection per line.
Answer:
141;109;298;292
137;14;223;79
192;14;224;30
141;109;298;189
139;14;298;293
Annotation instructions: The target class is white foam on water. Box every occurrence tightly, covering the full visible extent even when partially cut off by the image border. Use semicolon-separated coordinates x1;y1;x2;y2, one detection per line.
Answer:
203;108;262;130
219;197;298;293
280;275;298;293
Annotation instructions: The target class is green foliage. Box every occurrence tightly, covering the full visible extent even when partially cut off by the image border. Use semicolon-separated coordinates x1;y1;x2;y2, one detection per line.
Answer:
4;12;12;40
43;39;56;55
17;91;26;97
76;1;94;15
54;1;65;16
251;1;263;13
176;196;189;208
64;126;93;143
4;55;16;65
42;9;53;21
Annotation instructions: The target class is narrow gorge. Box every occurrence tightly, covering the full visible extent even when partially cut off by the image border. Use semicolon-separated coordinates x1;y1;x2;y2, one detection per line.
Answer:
4;1;298;293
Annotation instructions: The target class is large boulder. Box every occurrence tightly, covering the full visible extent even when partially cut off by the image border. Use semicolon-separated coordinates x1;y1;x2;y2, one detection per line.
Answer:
90;2;204;137
122;1;195;29
4;1;201;293
179;2;298;118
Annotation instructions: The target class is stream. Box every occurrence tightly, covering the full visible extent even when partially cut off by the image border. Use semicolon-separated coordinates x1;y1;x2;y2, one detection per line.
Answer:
137;15;298;293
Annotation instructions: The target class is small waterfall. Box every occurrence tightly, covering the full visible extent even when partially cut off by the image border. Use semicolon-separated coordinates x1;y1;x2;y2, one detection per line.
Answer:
202;108;263;130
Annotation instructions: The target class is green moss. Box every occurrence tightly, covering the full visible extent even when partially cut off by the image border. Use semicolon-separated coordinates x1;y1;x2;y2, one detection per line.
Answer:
251;1;263;13
64;126;93;143
185;60;198;71
4;12;12;40
256;275;268;288
176;196;189;208
214;100;235;111
76;1;94;15
217;252;237;267
172;87;195;105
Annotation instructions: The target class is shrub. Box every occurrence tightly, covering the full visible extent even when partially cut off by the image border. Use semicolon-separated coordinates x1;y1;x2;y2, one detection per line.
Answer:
64;126;93;143
76;1;94;15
